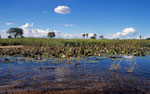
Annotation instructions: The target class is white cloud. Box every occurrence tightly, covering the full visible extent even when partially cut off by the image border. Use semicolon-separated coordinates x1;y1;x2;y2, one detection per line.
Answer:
88;33;96;37
1;24;148;39
107;27;136;39
145;35;150;39
6;22;13;26
19;23;81;38
0;24;141;39
0;30;9;38
64;24;75;27
20;23;50;37
122;27;136;36
54;6;71;14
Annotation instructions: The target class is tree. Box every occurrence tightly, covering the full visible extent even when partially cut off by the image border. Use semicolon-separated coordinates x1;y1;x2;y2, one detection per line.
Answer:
82;34;86;38
21;36;25;38
91;36;96;39
99;35;104;39
86;33;89;38
146;38;150;40
91;34;97;39
94;34;97;37
8;36;12;38
48;32;56;38
7;28;23;38
139;36;142;39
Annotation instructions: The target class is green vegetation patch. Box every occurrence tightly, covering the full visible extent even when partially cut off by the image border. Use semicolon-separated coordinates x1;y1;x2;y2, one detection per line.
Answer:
0;38;150;58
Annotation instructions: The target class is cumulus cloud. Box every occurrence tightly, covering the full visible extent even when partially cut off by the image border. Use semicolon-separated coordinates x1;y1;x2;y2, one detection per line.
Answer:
108;27;136;39
19;23;81;38
54;6;71;14
6;22;13;26
64;24;75;27
0;30;9;38
88;33;97;37
20;23;50;37
145;35;150;39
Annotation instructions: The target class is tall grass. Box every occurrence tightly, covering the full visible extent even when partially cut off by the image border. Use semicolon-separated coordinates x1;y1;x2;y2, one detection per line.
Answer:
0;38;150;58
0;38;150;47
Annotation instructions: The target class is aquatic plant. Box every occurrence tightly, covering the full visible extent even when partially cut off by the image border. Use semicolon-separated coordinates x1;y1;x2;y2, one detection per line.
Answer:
124;57;138;73
109;58;123;71
0;38;150;59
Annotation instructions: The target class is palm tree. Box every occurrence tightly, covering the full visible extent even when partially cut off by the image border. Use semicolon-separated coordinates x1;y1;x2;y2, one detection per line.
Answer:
82;34;86;38
94;34;97;39
47;32;56;38
139;36;142;39
86;33;89;38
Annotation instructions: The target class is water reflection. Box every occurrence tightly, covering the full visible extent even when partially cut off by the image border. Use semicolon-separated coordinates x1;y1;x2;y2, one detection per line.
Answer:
55;65;71;82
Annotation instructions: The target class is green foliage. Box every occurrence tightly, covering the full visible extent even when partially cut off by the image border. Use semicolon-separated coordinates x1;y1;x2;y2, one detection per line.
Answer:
0;38;150;47
91;36;96;39
8;36;12;39
47;32;56;38
7;28;24;38
100;35;104;39
147;38;150;40
0;38;150;58
82;34;86;38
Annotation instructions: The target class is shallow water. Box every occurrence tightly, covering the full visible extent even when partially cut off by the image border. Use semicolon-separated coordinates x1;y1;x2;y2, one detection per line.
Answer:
0;56;150;94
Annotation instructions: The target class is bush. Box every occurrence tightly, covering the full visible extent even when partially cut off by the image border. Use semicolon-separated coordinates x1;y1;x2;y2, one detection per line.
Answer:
8;36;12;39
146;38;150;40
91;36;96;39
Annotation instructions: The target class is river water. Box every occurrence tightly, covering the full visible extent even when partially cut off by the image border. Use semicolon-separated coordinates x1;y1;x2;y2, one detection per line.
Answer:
0;56;150;94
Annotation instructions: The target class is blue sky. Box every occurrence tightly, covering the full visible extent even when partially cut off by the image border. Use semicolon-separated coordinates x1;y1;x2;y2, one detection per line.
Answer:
0;0;150;38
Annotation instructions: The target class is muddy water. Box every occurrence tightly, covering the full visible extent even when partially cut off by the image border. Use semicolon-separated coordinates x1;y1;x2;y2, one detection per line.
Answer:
0;56;150;94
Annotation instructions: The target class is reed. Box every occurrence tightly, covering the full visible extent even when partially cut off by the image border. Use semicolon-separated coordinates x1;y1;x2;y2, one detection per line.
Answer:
0;38;150;58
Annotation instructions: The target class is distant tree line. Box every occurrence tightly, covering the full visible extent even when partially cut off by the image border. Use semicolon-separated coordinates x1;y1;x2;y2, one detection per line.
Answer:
82;33;104;39
82;33;89;39
4;27;56;39
0;27;150;40
5;27;56;39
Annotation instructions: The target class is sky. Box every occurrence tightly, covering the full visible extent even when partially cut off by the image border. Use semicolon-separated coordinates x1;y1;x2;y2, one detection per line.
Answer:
0;0;150;39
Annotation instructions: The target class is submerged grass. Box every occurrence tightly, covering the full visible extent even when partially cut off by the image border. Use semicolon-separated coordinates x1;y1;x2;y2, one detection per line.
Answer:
109;58;123;71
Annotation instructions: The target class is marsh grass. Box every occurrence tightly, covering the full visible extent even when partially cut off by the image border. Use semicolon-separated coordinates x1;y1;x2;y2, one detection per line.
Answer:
0;38;150;58
125;58;138;73
0;38;150;47
109;58;123;71
109;56;138;72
